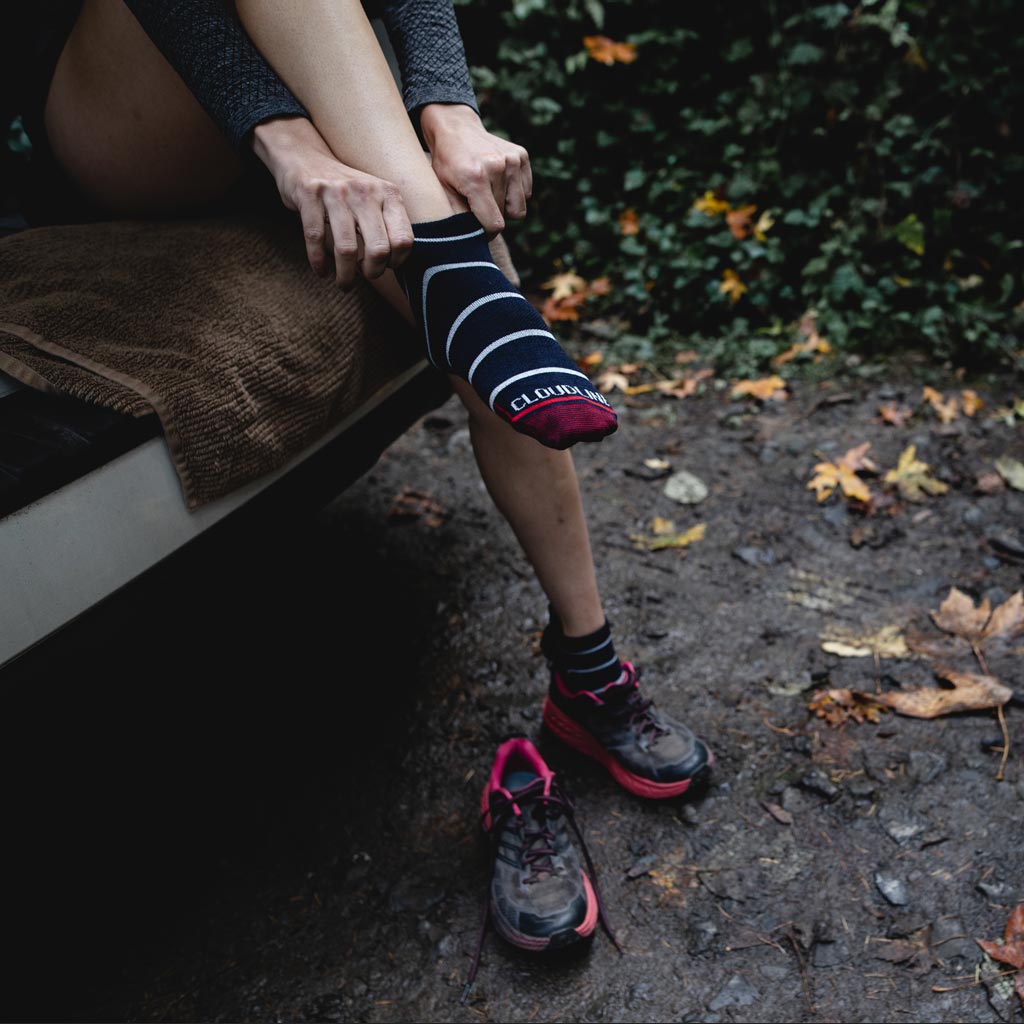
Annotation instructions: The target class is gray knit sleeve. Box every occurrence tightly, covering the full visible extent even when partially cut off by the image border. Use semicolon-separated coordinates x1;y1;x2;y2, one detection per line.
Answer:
379;0;481;136
123;0;310;151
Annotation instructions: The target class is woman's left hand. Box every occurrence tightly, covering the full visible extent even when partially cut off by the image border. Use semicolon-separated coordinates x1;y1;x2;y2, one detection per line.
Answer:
419;103;532;240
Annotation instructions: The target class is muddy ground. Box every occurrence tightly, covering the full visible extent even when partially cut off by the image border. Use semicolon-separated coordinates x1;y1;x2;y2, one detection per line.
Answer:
4;355;1023;1023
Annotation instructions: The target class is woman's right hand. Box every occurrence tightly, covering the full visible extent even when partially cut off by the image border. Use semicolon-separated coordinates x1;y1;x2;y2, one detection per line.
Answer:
251;115;414;288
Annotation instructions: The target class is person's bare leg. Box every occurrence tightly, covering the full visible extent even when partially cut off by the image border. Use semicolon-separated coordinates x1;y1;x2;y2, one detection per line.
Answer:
235;0;461;223
44;0;243;212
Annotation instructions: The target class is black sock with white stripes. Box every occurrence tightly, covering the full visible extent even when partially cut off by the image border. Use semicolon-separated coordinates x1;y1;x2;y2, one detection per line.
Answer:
395;210;617;450
540;609;625;693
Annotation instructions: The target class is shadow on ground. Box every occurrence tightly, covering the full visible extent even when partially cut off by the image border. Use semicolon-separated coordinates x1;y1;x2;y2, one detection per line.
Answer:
3;358;1023;1023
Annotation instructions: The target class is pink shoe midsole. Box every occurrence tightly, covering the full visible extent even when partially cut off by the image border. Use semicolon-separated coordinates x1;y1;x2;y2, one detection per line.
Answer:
543;697;711;799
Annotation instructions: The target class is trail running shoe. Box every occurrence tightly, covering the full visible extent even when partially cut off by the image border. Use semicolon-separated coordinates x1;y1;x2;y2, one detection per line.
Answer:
542;661;713;799
465;736;617;996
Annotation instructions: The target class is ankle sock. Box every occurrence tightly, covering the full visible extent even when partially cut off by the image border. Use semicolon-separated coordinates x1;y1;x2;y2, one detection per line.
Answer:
394;211;617;450
541;610;624;692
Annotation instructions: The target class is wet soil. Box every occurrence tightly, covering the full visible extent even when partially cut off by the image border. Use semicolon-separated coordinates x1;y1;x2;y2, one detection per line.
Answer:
4;356;1023;1023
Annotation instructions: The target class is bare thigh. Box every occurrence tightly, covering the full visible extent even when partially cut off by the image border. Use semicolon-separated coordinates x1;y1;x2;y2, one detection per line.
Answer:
43;0;244;214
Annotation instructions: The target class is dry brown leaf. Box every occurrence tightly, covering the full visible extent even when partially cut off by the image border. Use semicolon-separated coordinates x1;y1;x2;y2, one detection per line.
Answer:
594;369;631;393
389;487;445;528
720;268;747;304
837;441;879;474
922;385;960;423
931;587;1024;642
808;688;888;726
977;905;1024;1006
877;403;914;426
588;276;612;296
732;375;787;401
985;590;1024;639
871;664;1012;718
541;291;587;322
884;445;949;501
762;801;793;826
726;204;758;240
674;350;699;364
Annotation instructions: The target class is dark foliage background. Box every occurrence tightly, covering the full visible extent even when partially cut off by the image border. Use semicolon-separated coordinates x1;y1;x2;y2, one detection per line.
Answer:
455;0;1024;371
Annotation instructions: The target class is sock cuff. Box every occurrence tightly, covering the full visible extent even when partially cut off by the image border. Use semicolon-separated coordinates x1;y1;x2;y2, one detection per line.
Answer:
409;210;486;241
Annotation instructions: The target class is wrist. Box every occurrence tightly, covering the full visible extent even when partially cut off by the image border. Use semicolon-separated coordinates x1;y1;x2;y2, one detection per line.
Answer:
251;115;328;172
419;103;482;146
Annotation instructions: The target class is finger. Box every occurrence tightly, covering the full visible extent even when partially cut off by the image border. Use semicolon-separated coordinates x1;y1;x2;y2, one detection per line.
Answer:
323;192;360;289
487;157;508;226
504;158;528;220
298;196;329;277
381;192;414;271
465;173;504;239
521;150;533;200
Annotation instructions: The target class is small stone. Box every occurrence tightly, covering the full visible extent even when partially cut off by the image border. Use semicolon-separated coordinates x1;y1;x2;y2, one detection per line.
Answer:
758;964;790;980
759;443;780;465
626;853;660;879
663;469;709;505
799;769;840;802
682;803;701;825
707;975;760;1011
978;879;1018;903
733;545;777;567
876;874;909;906
883;818;928;845
781;786;807;813
846;776;877;800
962;505;985;526
436;934;458;958
689;919;718;955
907;751;947;784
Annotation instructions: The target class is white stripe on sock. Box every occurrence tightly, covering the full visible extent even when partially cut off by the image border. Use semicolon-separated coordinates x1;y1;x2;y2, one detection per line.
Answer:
567;636;612;657
421;261;498;366
566;654;620;674
487;366;591;411
466;329;556;383
446;293;526;364
413;228;486;242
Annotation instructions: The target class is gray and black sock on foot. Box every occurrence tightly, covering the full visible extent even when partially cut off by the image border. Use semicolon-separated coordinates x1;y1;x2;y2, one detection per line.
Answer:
541;609;624;692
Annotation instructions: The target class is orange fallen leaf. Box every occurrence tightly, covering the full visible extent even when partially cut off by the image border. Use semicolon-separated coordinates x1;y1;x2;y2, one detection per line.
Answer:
726;204;758;240
389;486;445;528
594;368;631;393
583;35;638;65
837;441;879;474
618;207;640;235
807;461;872;503
732;375;786;401
922;385;959;423
588;276;612;296
578;351;603;371
877;403;913;426
541;293;586;322
884;445;948;501
961;388;984;416
977;905;1024;1006
674;350;699;364
871;664;1012;718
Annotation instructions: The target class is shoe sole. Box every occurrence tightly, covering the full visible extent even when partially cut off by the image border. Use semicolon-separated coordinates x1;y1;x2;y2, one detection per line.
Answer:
542;696;714;799
489;871;598;953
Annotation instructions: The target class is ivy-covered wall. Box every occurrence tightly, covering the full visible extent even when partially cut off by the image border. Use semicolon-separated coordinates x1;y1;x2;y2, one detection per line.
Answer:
455;0;1024;369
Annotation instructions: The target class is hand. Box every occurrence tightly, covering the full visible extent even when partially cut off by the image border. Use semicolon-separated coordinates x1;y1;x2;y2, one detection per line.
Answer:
251;116;414;288
419;104;533;240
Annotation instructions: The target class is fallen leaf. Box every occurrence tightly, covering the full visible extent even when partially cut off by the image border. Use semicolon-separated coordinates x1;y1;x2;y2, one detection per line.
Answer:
644;460;672;473
977;905;1024;1006
877;403;913;426
732;375;787;401
884;445;949;501
725;204;758;240
837;442;878;474
588;276;612;296
871;664;1012;718
719;268;747;304
820;624;909;659
807;460;872;503
577;351;603;371
583;34;638;65
650;515;675;535
594;368;631;393
753;209;775;242
541;293;586;322
961;389;984;416
762;801;793;826
693;190;730;216
541;271;587;301
984;590;1024;640
630;522;706;552
389;487;445;528
922;385;959;423
868;928;937;975
654;367;714;399
674;350;699;364
931;587;1024;642
618;207;640;235
994;455;1024;491
808;688;888;727
975;470;1005;494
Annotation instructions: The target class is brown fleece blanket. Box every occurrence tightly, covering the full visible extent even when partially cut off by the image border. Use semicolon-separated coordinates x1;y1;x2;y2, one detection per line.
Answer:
0;214;518;510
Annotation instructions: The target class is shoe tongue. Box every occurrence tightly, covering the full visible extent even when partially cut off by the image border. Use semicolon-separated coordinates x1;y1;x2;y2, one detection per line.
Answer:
504;769;541;792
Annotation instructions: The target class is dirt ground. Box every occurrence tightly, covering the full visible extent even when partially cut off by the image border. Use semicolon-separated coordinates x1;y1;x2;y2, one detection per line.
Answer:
5;355;1023;1023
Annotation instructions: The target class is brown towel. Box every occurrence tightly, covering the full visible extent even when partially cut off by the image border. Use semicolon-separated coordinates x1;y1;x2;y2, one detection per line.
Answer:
0;214;519;510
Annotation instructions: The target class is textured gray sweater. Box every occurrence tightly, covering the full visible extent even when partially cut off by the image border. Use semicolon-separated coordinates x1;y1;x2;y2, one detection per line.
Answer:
113;0;480;149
